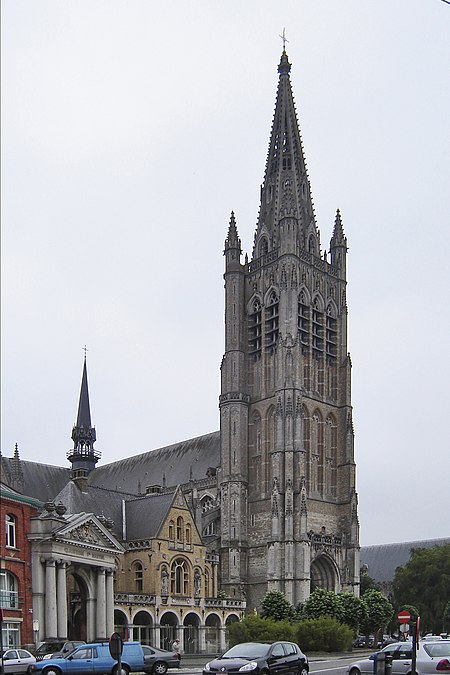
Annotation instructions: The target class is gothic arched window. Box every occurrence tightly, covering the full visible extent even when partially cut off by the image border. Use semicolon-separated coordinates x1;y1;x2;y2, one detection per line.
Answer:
176;517;184;541
312;297;324;358
325;415;338;497
248;299;262;357
326;304;337;362
201;495;214;512
298;290;310;350
170;558;189;595
259;237;269;256
265;291;279;352
132;561;143;593
168;520;175;541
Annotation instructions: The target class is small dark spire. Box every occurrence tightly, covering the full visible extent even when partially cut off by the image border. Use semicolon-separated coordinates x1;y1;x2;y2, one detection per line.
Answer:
68;354;101;474
225;211;241;250
10;443;24;492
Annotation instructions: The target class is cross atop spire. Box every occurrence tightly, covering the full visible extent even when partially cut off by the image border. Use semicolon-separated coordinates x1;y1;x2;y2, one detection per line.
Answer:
279;28;289;51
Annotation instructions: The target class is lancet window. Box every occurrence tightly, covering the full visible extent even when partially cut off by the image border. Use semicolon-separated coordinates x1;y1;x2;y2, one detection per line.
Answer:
298;291;310;351
248;299;262;357
312;297;324;358
265;291;279;352
326;304;338;362
170;558;189;595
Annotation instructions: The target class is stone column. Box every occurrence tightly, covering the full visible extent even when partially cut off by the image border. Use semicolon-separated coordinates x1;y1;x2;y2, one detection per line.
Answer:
45;559;57;638
96;568;106;639
198;624;206;653
105;569;115;637
32;553;46;643
57;561;68;638
86;597;96;642
219;624;227;652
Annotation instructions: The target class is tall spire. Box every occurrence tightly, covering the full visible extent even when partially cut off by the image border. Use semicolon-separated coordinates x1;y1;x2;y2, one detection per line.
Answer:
253;51;318;258
67;355;100;474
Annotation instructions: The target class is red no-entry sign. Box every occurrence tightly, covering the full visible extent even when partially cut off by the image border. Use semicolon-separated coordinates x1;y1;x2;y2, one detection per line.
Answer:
398;610;411;623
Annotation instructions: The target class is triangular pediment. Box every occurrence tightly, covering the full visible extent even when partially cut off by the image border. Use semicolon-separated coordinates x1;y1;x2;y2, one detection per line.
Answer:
54;512;124;553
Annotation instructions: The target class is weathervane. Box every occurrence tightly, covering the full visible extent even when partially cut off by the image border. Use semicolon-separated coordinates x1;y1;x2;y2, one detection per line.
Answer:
279;28;289;51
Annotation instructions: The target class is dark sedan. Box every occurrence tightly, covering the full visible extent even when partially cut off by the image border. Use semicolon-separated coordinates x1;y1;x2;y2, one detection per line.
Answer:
203;641;308;675
142;646;181;674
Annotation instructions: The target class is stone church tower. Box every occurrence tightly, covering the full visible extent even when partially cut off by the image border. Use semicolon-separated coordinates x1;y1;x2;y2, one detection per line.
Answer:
219;50;360;610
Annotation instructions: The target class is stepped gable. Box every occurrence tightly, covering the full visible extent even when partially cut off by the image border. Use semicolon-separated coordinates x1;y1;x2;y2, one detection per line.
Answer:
90;431;220;494
0;455;70;503
360;537;450;583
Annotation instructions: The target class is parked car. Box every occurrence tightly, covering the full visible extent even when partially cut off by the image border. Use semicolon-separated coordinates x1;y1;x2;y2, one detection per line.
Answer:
1;648;36;675
29;641;145;675
142;646;181;674
34;643;86;663
346;639;450;675
203;641;309;675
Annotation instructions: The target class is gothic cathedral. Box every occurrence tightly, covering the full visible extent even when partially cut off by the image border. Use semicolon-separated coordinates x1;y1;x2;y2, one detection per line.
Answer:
219;51;360;609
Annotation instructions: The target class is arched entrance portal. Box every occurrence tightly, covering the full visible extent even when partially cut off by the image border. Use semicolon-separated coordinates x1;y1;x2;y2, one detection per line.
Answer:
310;554;338;593
160;612;178;651
68;573;88;641
205;614;220;653
133;611;153;644
225;615;239;649
114;610;128;640
183;613;199;654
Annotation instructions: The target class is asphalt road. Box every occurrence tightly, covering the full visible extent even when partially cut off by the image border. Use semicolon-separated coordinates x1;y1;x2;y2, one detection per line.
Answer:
175;653;368;675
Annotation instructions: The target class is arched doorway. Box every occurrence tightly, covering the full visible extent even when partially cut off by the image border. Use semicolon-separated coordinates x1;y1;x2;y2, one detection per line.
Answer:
205;614;220;653
133;611;153;645
183;613;199;654
159;611;178;651
224;615;240;650
68;573;88;641
310;554;338;592
114;609;128;640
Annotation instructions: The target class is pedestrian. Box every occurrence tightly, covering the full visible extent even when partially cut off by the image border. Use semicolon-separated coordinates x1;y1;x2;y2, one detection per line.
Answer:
172;639;181;654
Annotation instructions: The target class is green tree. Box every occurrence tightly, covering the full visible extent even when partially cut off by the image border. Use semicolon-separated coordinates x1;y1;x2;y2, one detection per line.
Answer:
299;588;338;620
361;589;393;637
392;544;450;634
335;592;368;632
360;570;381;594
261;590;297;621
443;601;450;632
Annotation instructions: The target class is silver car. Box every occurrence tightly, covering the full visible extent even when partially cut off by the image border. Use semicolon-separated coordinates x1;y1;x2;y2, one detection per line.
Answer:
347;640;450;675
1;648;36;675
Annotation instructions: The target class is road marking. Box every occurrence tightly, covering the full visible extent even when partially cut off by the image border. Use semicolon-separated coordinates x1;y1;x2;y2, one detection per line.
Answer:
310;668;349;673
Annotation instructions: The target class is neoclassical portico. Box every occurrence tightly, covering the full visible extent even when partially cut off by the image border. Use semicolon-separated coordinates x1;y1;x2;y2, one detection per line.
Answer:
29;505;123;643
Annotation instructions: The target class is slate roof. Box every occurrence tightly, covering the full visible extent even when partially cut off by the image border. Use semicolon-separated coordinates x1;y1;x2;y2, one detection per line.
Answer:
1;431;219;501
125;491;176;541
52;481;137;539
360;537;450;583
89;431;220;495
0;456;71;503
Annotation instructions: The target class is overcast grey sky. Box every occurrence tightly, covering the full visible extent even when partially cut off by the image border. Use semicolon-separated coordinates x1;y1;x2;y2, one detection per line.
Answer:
2;0;449;547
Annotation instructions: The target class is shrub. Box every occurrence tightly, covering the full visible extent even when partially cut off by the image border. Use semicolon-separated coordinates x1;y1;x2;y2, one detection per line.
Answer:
296;616;354;652
226;615;296;646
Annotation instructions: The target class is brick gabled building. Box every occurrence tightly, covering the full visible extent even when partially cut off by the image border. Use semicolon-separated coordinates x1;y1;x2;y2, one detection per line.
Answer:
1;477;42;648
